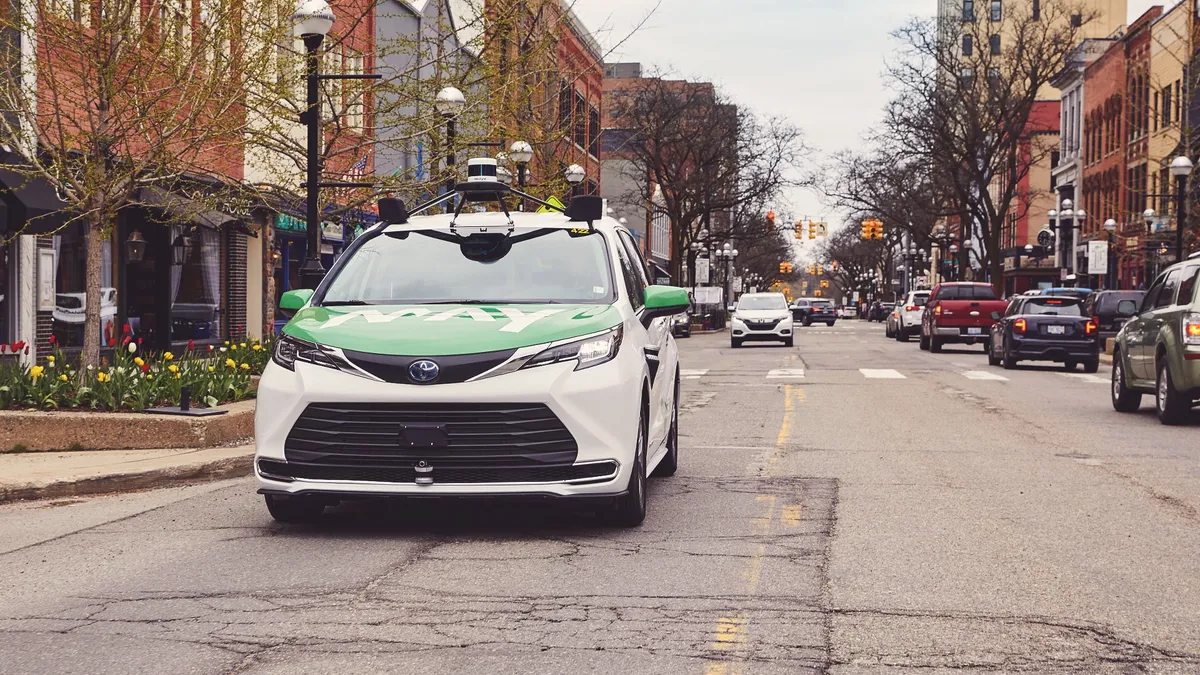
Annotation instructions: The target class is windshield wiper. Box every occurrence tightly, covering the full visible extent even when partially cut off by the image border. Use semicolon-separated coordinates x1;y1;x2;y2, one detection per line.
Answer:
321;300;375;306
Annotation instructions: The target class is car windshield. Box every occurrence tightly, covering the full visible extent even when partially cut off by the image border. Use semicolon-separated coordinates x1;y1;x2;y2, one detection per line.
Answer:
320;228;614;305
1024;298;1083;316
739;295;788;310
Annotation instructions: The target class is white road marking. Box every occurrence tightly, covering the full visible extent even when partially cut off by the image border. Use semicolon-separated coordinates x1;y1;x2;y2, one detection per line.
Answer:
1060;369;1104;381
860;369;907;379
767;369;806;379
962;371;1009;381
681;369;709;380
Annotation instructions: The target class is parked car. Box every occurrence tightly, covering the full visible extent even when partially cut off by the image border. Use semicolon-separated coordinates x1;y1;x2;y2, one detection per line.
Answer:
838;305;858;319
1111;259;1200;424
1082;290;1145;344
987;295;1100;372
792;298;837;326
889;290;930;342
672;309;692;338
868;302;894;322
732;292;794;347
920;282;1009;353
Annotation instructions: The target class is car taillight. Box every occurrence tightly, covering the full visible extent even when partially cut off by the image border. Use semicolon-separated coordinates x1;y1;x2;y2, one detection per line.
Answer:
1185;313;1200;345
1085;320;1098;336
906;305;917;311
935;305;942;317
1014;318;1026;334
1092;315;1101;328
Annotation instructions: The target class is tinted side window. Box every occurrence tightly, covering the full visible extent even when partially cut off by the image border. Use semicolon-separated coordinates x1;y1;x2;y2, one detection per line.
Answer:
1142;276;1166;312
1177;267;1200;306
1155;269;1182;309
616;231;650;289
613;242;644;311
1005;298;1022;317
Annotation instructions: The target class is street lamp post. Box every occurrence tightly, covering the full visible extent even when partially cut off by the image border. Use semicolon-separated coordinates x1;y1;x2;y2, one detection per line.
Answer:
435;86;466;214
1103;218;1118;289
294;0;335;291
1143;208;1159;287
1171;156;1193;264
509;141;533;211
564;164;586;196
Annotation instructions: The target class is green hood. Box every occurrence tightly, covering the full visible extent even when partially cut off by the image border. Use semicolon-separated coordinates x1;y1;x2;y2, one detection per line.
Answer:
283;304;622;356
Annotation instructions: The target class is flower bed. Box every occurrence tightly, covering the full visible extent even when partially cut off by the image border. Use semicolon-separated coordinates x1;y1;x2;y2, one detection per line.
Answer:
0;329;274;411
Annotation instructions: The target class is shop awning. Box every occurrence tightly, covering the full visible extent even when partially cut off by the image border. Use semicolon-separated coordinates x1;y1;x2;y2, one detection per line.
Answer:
0;153;70;236
138;186;242;230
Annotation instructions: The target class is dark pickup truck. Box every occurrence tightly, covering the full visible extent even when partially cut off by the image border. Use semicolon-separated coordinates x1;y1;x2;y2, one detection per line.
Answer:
920;282;1009;353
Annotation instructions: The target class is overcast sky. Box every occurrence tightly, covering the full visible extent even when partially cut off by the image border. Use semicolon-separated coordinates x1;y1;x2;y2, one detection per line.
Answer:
574;0;1165;241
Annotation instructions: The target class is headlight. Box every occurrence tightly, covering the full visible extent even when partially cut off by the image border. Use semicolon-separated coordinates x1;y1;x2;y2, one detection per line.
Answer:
522;325;623;372
272;334;344;372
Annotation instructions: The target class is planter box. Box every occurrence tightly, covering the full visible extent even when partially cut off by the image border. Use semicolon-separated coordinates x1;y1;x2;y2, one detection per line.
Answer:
0;400;256;452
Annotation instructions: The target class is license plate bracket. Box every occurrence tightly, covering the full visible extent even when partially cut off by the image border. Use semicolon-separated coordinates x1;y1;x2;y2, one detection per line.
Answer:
1047;325;1066;335
400;424;450;449
967;327;982;336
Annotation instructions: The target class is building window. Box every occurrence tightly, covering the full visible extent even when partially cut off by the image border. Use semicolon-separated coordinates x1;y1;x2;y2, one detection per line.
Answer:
52;225;116;349
170;227;223;342
962;34;973;57
558;80;572;132
1162;86;1172;127
588;105;600;159
573;92;587;149
989;34;1000;55
963;0;974;21
1070;13;1082;27
960;67;975;85
1033;0;1040;20
990;0;1001;21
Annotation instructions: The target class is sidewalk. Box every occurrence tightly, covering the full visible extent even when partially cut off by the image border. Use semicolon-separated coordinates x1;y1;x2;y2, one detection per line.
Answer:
0;444;254;504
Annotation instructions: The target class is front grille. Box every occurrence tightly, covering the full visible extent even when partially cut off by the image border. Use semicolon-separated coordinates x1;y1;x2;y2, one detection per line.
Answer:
258;458;618;485
284;402;579;468
745;320;779;330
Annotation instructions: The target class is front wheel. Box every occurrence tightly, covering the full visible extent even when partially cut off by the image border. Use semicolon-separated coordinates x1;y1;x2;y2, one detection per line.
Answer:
827;321;836;327
1002;339;1018;370
803;317;812;327
784;336;794;347
987;338;1001;367
607;408;648;527
264;495;325;524
1111;350;1142;413
731;338;742;349
1156;361;1191;426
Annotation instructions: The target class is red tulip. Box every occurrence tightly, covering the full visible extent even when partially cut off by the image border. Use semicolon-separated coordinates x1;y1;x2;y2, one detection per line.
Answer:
137;337;143;345
12;341;25;353
109;337;117;347
140;363;150;373
188;339;195;351
123;323;131;335
48;335;56;346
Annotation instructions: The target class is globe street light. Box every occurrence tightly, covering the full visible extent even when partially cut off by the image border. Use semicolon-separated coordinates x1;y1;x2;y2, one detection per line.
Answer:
564;164;586;196
1170;156;1194;262
435;86;466;213
509;141;533;188
294;0;335;291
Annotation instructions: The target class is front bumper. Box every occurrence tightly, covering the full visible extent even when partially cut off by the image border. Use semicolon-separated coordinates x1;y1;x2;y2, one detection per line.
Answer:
732;318;793;340
1011;337;1098;362
254;354;641;498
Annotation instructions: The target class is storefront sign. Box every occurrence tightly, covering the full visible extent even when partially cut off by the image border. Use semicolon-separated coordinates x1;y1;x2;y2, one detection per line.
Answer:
693;286;722;305
695;258;710;284
321;222;344;243
1087;241;1109;276
274;213;306;233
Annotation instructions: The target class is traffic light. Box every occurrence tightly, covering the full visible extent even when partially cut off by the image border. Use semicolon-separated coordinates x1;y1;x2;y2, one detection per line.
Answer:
816;264;824;276
794;222;803;240
814;290;822;297
766;211;776;231
831;260;839;272
820;279;830;289
808;264;816;275
779;262;787;274
808;221;817;239
861;218;884;240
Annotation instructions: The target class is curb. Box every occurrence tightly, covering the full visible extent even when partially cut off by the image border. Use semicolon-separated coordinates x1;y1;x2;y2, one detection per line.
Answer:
1100;353;1113;366
0;453;253;505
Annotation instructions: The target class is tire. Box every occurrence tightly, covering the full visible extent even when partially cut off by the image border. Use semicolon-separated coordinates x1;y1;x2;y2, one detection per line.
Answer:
1002;339;1018;370
784;336;794;347
919;331;930;351
987;339;1001;367
897;327;909;343
930;335;943;353
827;321;835;327
1082;359;1100;374
1110;350;1142;413
653;375;679;478
983;338;992;354
608;407;648;527
264;495;325;523
731;338;742;349
1063;360;1077;372
803;317;812;327
1156;360;1190;426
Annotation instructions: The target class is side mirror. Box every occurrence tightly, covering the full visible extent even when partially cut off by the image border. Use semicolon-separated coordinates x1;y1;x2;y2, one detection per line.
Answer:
642;285;690;328
279;289;314;316
990;311;1001;321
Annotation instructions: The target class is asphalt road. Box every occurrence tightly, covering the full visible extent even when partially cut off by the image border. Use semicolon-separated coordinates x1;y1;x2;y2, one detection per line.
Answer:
2;321;1200;674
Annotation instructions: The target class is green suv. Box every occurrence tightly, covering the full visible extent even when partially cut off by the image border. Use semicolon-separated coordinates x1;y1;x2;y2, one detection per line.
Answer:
1111;255;1200;424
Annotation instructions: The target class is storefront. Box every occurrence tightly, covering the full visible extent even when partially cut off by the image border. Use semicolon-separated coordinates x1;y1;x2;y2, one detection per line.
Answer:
271;213;349;334
1002;249;1061;296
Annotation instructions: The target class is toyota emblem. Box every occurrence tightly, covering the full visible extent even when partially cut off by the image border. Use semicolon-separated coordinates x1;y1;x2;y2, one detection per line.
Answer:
408;360;440;383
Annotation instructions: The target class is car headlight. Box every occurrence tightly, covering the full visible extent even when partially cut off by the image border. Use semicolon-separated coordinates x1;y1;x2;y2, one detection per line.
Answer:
272;334;351;374
520;325;623;372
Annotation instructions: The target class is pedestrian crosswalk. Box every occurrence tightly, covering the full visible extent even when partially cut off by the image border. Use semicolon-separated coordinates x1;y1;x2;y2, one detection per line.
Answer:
678;367;1112;383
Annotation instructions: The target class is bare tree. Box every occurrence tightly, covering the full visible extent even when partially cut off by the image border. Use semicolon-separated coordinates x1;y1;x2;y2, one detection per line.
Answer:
883;1;1091;288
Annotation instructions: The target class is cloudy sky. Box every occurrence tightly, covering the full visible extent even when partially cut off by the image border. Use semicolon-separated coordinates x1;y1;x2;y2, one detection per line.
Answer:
574;0;1164;236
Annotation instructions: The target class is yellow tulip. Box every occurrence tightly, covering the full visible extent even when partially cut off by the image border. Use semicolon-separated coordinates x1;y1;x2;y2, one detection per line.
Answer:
46;355;55;362
58;374;68;382
174;373;181;380
225;358;236;368
240;343;247;349
208;366;215;373
240;363;250;371
97;372;109;383
252;344;262;351
231;344;238;351
30;365;44;380
168;364;179;373
134;357;145;367
164;352;174;361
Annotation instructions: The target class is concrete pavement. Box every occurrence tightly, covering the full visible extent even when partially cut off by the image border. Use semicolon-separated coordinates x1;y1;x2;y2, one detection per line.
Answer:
0;321;1198;673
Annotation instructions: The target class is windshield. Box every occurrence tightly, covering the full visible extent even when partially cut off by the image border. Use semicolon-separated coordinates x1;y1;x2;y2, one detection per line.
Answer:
738;295;788;310
1024;298;1083;316
321;229;614;305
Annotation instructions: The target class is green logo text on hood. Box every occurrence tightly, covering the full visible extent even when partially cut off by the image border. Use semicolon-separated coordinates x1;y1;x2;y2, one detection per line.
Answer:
283;304;622;356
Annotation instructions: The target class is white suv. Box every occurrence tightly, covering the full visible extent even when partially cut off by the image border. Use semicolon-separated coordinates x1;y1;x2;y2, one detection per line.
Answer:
731;293;794;347
893;290;930;342
256;190;689;527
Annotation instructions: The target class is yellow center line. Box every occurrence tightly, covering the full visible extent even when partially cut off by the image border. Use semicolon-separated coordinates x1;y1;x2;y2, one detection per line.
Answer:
703;382;804;672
